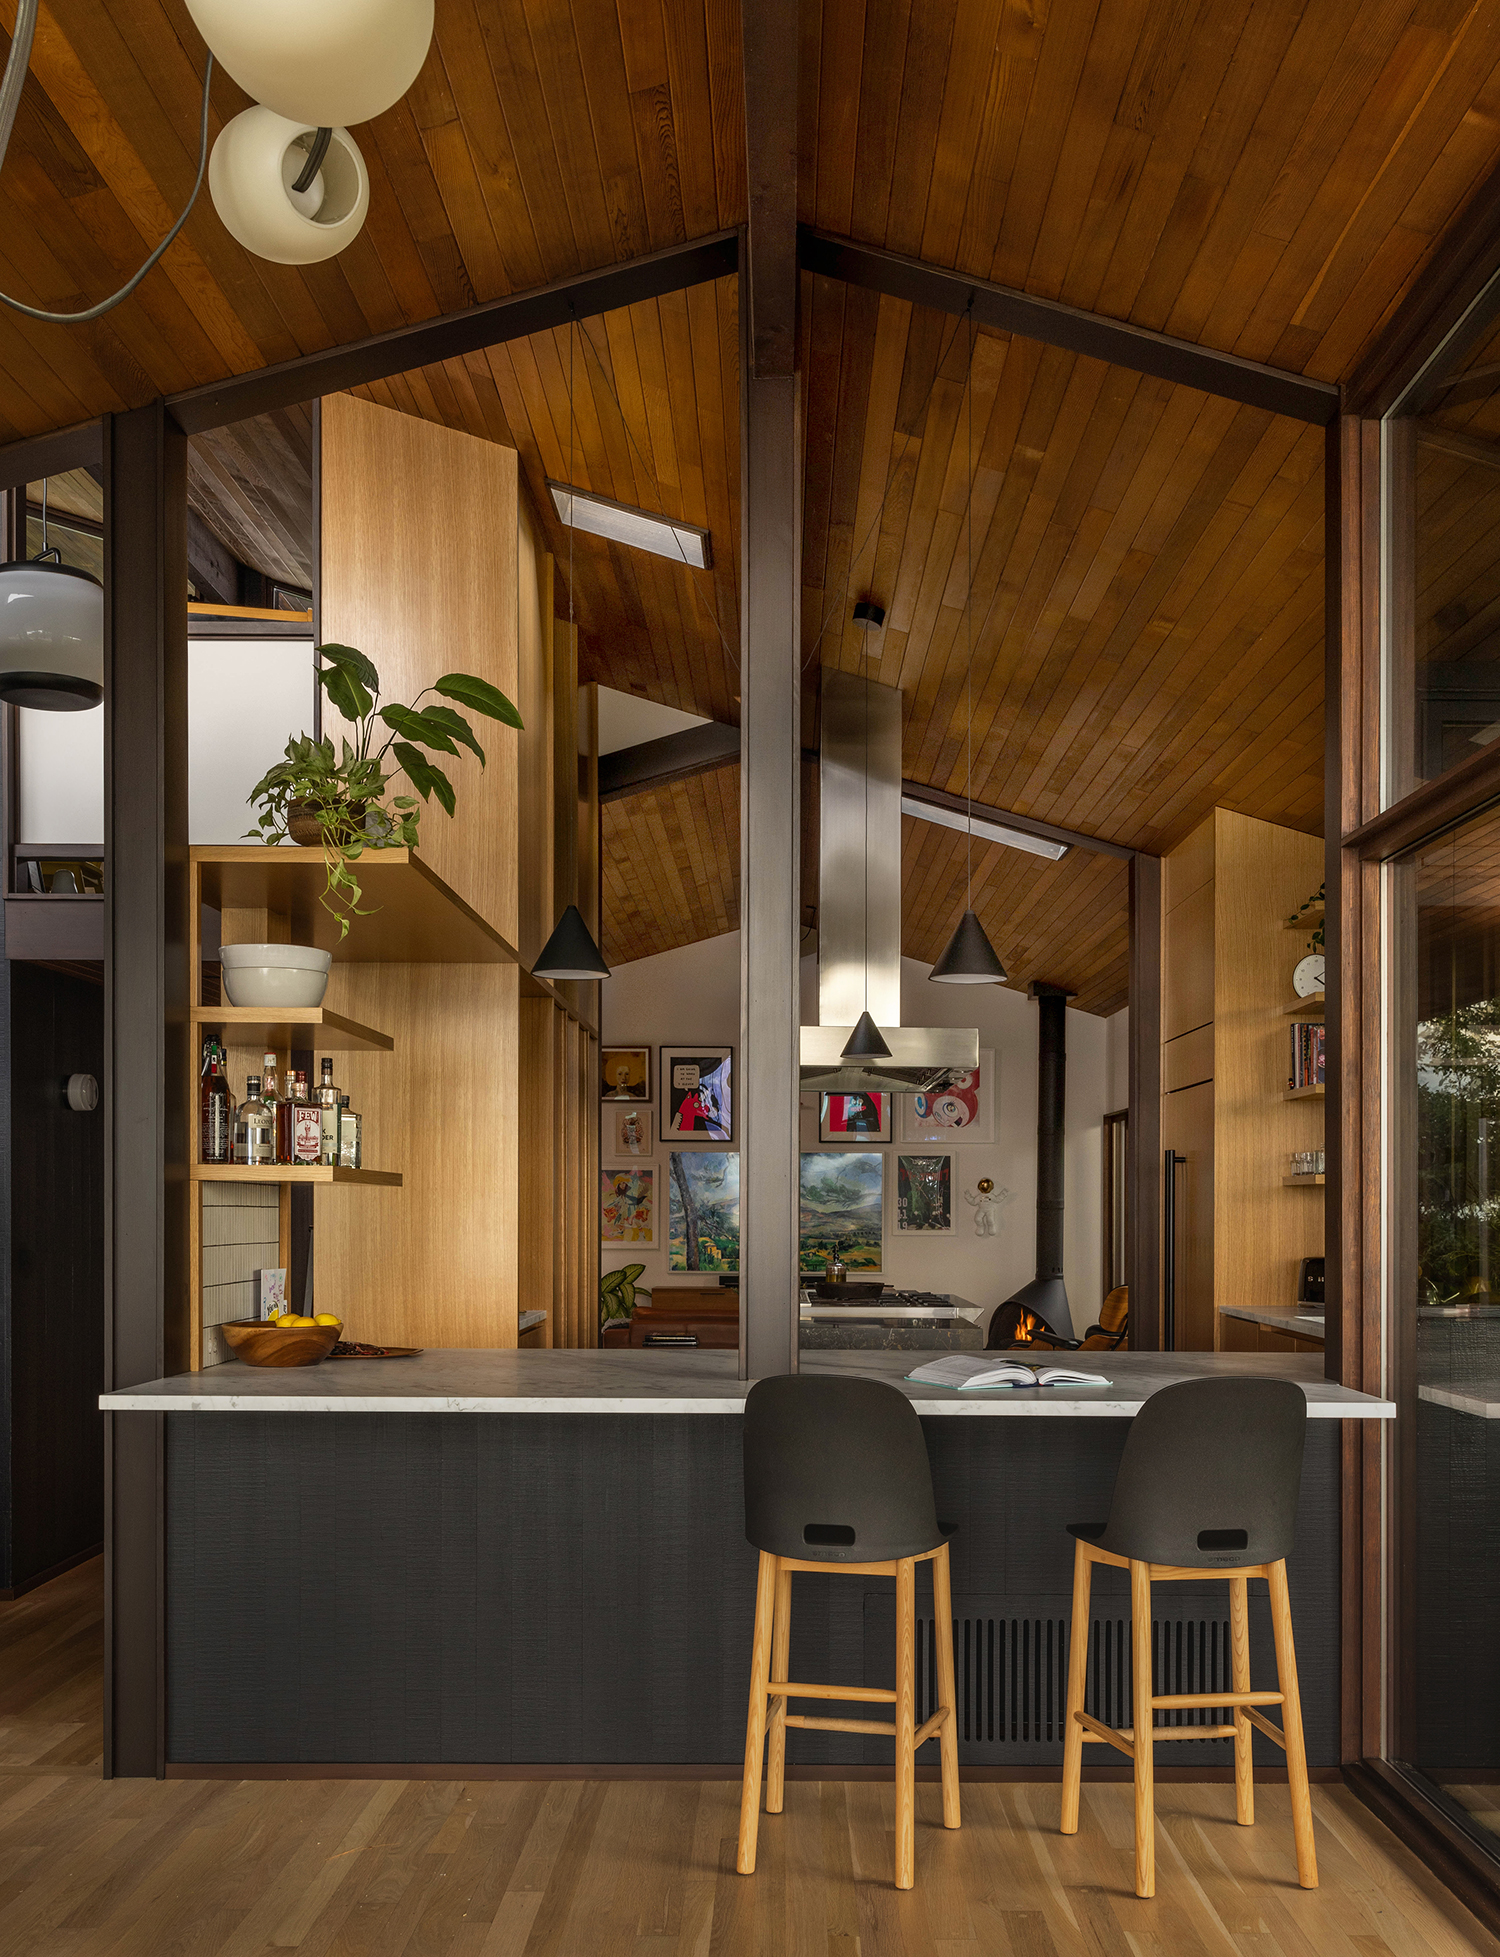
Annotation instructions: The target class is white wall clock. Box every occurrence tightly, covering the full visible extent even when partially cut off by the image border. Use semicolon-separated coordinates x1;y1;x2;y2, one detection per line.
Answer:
1293;953;1325;997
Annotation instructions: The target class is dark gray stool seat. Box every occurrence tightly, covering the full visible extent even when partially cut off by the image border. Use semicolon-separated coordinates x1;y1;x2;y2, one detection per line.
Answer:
1059;1377;1318;1898
736;1374;960;1890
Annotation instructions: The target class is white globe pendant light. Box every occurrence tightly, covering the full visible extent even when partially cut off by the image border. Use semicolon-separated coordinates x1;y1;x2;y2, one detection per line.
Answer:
0;553;103;711
210;110;370;265
184;0;434;128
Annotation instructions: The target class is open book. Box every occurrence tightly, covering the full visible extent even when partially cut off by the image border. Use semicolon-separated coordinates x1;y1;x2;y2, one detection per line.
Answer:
905;1353;1111;1391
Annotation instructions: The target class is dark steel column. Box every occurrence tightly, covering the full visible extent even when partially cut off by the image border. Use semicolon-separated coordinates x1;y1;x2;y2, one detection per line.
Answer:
103;402;189;1777
1127;852;1163;1349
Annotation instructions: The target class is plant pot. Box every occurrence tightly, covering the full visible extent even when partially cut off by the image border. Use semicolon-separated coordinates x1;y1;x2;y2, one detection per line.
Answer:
221;941;332;1008
287;798;367;846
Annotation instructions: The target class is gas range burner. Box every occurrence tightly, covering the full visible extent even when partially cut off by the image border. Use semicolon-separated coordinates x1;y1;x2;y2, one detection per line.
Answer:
881;1289;952;1308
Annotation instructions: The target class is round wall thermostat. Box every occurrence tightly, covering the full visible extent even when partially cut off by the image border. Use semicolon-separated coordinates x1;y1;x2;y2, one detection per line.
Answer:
65;1073;99;1112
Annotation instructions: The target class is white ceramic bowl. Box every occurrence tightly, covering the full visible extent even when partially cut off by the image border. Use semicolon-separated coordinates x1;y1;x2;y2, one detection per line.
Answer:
220;942;332;1009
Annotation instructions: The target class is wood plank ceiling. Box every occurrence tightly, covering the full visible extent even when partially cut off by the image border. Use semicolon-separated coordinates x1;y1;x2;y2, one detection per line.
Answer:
6;3;1500;1003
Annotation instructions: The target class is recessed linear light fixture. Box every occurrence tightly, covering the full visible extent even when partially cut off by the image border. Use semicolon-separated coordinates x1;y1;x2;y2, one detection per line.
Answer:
548;481;712;570
901;795;1069;862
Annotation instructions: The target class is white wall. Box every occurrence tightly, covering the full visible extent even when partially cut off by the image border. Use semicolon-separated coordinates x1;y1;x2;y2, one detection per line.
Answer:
601;932;1113;1337
15;637;315;846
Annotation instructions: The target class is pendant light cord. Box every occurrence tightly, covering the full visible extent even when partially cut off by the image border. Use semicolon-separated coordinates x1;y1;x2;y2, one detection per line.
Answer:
965;302;975;908
0;0;214;324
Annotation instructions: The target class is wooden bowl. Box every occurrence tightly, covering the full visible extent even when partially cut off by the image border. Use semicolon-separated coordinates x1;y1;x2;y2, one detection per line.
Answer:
220;1319;341;1367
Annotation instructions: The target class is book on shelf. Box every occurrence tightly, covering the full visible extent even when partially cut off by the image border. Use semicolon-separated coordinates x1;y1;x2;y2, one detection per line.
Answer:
905;1354;1111;1391
1288;1020;1325;1090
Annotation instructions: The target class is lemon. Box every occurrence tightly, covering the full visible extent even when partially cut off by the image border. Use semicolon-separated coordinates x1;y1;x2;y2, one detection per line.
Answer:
314;1314;343;1328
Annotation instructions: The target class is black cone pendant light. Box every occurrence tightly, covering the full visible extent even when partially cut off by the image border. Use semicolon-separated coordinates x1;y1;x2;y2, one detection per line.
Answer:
533;903;611;982
930;306;1005;988
534;316;610;985
841;1009;892;1061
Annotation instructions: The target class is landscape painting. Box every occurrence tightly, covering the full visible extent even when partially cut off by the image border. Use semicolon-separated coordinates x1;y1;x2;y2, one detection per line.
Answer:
799;1151;883;1272
668;1151;740;1272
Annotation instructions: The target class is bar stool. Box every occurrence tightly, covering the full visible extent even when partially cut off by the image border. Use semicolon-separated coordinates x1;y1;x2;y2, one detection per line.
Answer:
1060;1376;1317;1898
737;1374;960;1890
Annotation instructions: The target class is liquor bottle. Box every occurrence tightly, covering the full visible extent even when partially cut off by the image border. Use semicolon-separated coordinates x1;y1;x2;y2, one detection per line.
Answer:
292;1069;322;1165
260;1052;284;1163
201;1051;232;1164
317;1057;341;1166
275;1062;297;1165
234;1075;276;1166
337;1092;362;1170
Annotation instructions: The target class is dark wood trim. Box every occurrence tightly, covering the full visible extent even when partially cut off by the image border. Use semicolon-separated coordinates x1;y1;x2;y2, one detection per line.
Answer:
1126;852;1162;1351
165;232;740;436
1344;740;1500;860
103;402;189;1780
0;419;105;496
0;1544;101;1601
598;722;740;800
1344;1760;1500;1942
163;1760;1345;1783
1346;152;1500;419
798;229;1340;426
899;779;1136;860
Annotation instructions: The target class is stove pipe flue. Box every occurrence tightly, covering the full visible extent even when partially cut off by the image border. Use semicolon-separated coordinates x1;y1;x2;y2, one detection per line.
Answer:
988;982;1074;1345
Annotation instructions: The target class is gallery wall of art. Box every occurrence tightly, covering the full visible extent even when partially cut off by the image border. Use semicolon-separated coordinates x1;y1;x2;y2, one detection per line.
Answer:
599;932;1122;1337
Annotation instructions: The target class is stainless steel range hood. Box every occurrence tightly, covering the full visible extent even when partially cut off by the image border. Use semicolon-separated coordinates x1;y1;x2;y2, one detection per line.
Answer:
800;672;978;1093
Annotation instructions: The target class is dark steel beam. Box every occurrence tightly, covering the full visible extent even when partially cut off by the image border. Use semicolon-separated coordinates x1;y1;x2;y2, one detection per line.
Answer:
1127;852;1162;1352
103;402;189;1778
599;722;740;801
798;228;1340;426
898;778;1135;859
0;418;104;495
166;231;740;436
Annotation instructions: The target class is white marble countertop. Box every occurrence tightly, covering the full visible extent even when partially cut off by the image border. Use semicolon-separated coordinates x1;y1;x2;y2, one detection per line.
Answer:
1220;1304;1327;1338
100;1347;1395;1418
1418;1381;1500;1419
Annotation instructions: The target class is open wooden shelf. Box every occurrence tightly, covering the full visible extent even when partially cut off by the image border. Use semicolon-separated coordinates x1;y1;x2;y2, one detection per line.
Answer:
1282;992;1324;1016
192;1164;403;1186
191;1005;394;1053
1283;1085;1325;1100
194;845;521;965
1283;907;1324;931
1283;1174;1326;1186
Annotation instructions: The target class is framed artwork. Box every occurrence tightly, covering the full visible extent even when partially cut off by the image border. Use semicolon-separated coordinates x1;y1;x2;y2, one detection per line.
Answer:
661;1046;733;1141
601;1047;651;1102
607;1106;653;1159
799;1151;883;1273
600;1167;654;1245
901;1049;995;1144
819;1090;891;1144
896;1154;952;1233
668;1151;740;1272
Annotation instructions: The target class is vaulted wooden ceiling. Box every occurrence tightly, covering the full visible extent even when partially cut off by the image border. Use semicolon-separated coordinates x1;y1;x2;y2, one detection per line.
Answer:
6;1;1500;1003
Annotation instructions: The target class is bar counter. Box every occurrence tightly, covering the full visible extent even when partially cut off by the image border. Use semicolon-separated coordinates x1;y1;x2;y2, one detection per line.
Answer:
105;1351;1391;1772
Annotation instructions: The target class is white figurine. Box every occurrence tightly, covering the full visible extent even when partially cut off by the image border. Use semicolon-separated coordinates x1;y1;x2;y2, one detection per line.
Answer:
964;1176;1008;1237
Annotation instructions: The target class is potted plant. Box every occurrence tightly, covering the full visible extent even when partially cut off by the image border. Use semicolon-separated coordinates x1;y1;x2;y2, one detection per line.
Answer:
246;643;521;936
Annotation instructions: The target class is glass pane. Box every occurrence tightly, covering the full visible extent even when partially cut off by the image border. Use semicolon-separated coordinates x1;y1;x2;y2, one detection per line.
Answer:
1388;368;1500;801
1397;805;1500;1847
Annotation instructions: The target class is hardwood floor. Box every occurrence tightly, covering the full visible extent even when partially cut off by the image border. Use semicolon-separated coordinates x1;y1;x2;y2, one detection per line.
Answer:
0;1562;1496;1956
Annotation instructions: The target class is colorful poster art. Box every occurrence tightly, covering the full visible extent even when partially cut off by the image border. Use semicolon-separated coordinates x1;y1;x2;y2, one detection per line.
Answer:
600;1167;654;1244
668;1151;740;1271
799;1151;883;1272
901;1050;995;1144
661;1047;733;1141
819;1091;891;1143
601;1048;651;1101
896;1154;952;1232
609;1107;652;1158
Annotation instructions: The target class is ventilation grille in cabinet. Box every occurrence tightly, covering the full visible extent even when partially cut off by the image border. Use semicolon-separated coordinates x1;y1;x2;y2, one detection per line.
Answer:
913;1616;1234;1746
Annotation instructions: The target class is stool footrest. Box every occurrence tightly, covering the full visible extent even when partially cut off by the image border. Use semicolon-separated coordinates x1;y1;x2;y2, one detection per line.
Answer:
1151;1690;1283;1710
785;1714;897;1738
768;1679;898;1705
914;1707;950;1747
1076;1710;1240;1746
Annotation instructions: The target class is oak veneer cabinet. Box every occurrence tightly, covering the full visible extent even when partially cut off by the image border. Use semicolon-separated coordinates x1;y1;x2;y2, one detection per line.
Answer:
1160;810;1324;1351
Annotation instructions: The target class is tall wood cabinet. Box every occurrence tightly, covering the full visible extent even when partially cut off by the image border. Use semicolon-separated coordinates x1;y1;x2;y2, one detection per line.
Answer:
1161;809;1324;1349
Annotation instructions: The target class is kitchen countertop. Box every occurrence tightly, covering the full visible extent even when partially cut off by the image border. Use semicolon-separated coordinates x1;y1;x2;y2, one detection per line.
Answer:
1220;1304;1327;1339
101;1347;1395;1418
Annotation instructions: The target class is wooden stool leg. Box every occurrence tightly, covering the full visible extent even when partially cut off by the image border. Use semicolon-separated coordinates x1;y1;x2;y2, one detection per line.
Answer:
1229;1575;1254;1826
1060;1538;1092;1835
765;1562;793;1815
895;1555;917;1890
931;1542;961;1829
1131;1558;1155;1899
737;1551;777;1875
1267;1559;1318;1889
